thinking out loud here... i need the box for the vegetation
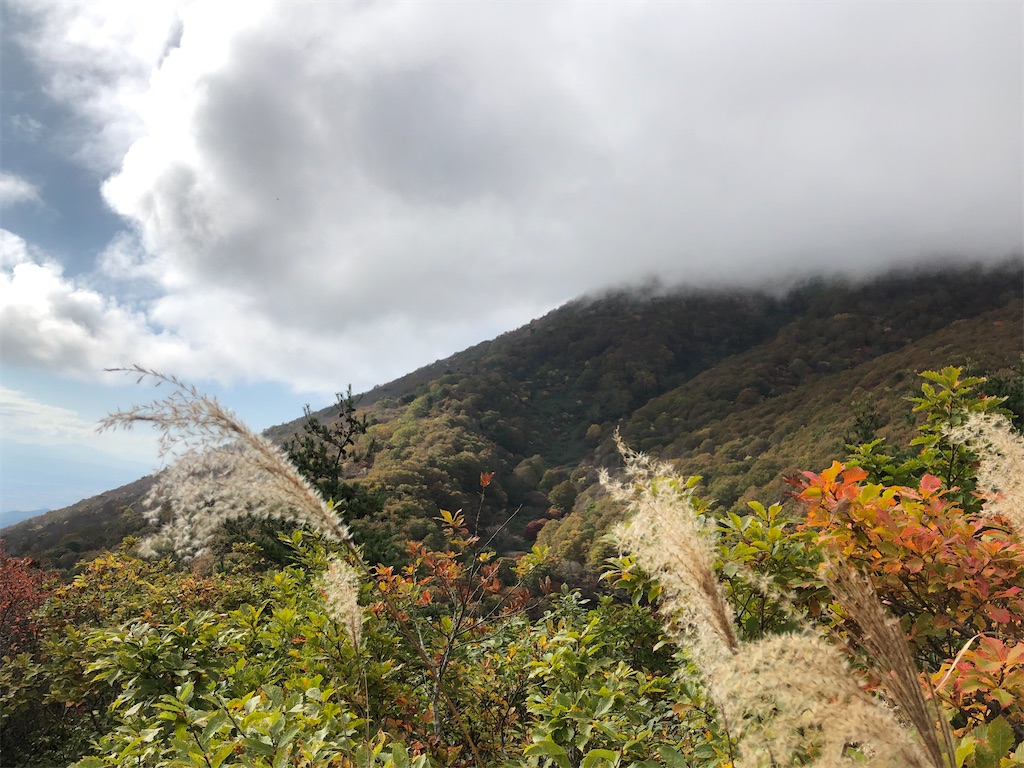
[4,264,1022,573]
[2,360,1023,767]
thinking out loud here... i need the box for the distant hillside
[3,476,155,571]
[538,301,1023,566]
[5,260,1021,571]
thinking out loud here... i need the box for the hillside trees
[3,362,1024,766]
[283,388,403,563]
[4,266,1021,573]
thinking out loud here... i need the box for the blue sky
[1,1,1021,518]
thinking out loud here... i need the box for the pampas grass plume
[605,433,943,767]
[99,366,350,559]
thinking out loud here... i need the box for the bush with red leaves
[0,541,56,657]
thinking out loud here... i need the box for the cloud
[0,229,192,378]
[0,386,97,444]
[10,2,1023,396]
[9,113,44,142]
[8,0,187,172]
[0,172,41,207]
[0,385,158,463]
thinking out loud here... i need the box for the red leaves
[0,542,57,657]
[985,606,1012,625]
[794,459,1024,739]
[524,519,549,542]
[919,473,943,496]
[937,636,1024,728]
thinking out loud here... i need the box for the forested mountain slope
[5,261,1021,572]
[539,300,1023,568]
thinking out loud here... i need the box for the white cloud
[0,386,96,444]
[8,2,1022,397]
[0,228,33,267]
[0,172,41,207]
[0,385,159,464]
[0,229,193,378]
[9,0,187,171]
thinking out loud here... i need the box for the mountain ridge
[5,260,1021,571]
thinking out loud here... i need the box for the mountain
[2,475,155,571]
[4,261,1022,572]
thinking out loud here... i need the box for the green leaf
[657,745,690,768]
[985,716,1014,759]
[202,710,228,742]
[525,738,572,768]
[593,695,615,717]
[176,680,194,704]
[210,743,236,768]
[955,736,976,768]
[581,748,618,768]
[278,725,301,750]
[245,737,276,757]
[273,745,291,768]
[389,742,409,768]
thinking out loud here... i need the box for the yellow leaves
[820,461,845,484]
[437,509,457,525]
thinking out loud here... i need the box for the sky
[1,1,1021,518]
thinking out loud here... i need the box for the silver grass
[320,556,363,647]
[605,436,940,768]
[99,369,488,766]
[946,412,1024,539]
[822,562,954,768]
[602,435,738,667]
[99,366,350,559]
[717,632,932,768]
[99,367,360,646]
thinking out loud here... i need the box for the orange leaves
[436,508,468,536]
[985,606,1013,625]
[793,453,1024,746]
[796,460,1024,671]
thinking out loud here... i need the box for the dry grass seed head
[947,412,1024,539]
[320,557,363,647]
[99,367,350,559]
[717,632,933,768]
[822,562,954,768]
[603,435,738,663]
[605,435,942,768]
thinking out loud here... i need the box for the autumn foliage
[3,365,1024,767]
[794,464,1024,736]
[0,542,54,657]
